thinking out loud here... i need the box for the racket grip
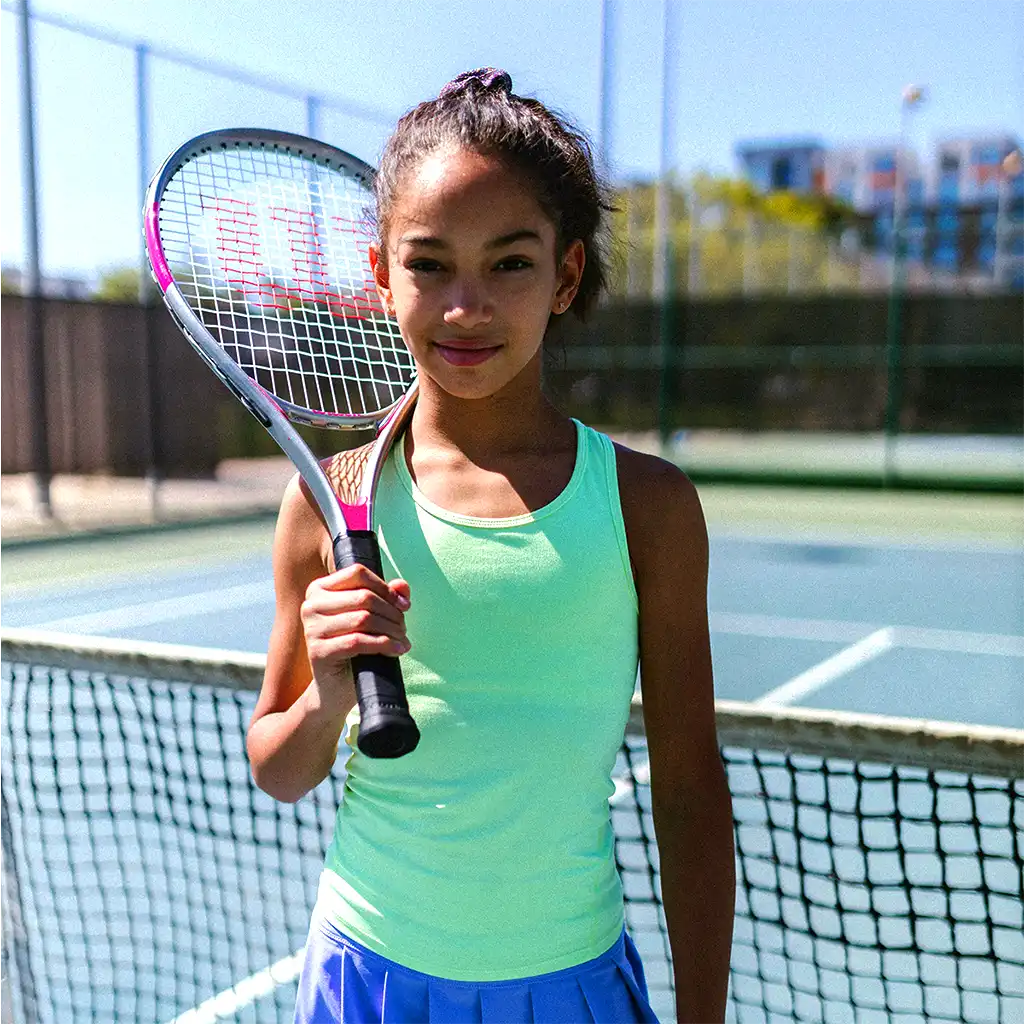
[333,532,420,759]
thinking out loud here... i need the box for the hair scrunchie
[438,68,513,99]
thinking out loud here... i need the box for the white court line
[163,949,304,1024]
[614,615,1019,793]
[894,625,1024,658]
[710,612,1024,658]
[712,612,878,644]
[754,628,897,708]
[35,582,274,633]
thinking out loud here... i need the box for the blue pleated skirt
[293,912,660,1024]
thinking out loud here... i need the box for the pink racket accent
[144,202,174,291]
[338,500,370,532]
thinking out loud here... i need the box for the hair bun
[439,68,513,99]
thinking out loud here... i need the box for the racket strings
[158,144,414,421]
[324,445,374,506]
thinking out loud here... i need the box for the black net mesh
[2,648,1022,1024]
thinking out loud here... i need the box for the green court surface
[673,431,1022,479]
[662,431,1024,490]
[2,480,1020,597]
[697,483,1024,545]
[0,517,278,594]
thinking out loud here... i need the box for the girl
[246,69,735,1024]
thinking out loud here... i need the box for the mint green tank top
[317,420,639,981]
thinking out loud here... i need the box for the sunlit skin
[370,147,585,501]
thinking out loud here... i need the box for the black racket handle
[333,531,420,759]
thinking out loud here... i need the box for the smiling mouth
[433,341,503,367]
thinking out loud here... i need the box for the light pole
[651,0,673,304]
[883,84,925,486]
[994,150,1023,288]
[597,0,612,175]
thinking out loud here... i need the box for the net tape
[159,145,414,420]
[2,629,1022,1024]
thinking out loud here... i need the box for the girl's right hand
[300,565,411,700]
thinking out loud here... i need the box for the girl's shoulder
[611,441,708,585]
[273,443,376,578]
[612,441,704,525]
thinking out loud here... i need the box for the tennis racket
[144,128,420,759]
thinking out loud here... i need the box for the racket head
[144,128,415,430]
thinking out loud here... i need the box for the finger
[303,590,406,628]
[316,609,409,644]
[307,581,407,618]
[388,579,411,610]
[309,631,411,663]
[320,563,393,600]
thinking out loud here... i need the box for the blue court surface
[2,502,1021,730]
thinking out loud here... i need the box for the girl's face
[370,147,583,401]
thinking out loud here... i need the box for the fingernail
[393,638,411,653]
[396,594,411,610]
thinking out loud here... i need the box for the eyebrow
[397,229,544,250]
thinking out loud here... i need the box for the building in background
[734,139,827,194]
[736,133,1024,291]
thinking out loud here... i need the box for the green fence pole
[658,246,675,451]
[883,237,905,487]
[884,86,924,486]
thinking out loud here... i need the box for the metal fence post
[884,87,924,485]
[653,0,676,451]
[597,0,612,175]
[136,42,163,519]
[306,94,320,139]
[18,0,52,517]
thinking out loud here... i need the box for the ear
[551,239,585,315]
[369,244,395,314]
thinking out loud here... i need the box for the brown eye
[495,256,532,271]
[408,258,444,273]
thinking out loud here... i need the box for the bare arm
[617,446,735,1024]
[246,472,410,803]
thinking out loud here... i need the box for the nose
[443,276,492,328]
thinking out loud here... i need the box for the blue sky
[3,0,1022,277]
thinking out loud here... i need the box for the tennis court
[3,484,1021,729]
[2,485,1022,1023]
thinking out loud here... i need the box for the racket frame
[145,128,421,758]
[143,127,418,540]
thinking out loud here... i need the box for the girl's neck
[408,371,572,464]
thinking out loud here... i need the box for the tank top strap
[573,421,638,613]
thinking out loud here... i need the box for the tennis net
[2,627,1022,1024]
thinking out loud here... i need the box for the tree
[608,174,859,297]
[94,266,144,302]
